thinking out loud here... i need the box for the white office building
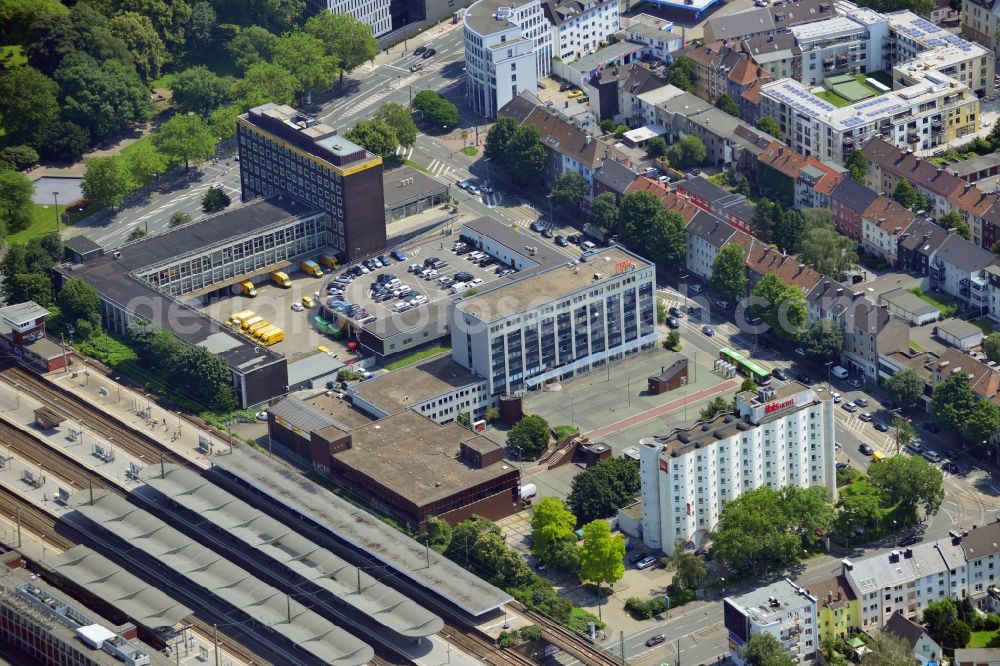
[465,0,554,118]
[450,246,657,397]
[541,0,620,63]
[791,8,887,86]
[324,0,392,37]
[640,384,836,556]
[725,579,819,665]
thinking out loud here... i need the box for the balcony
[907,134,920,144]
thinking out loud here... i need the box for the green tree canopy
[169,211,191,227]
[124,140,168,193]
[923,598,959,641]
[170,66,229,115]
[859,632,913,666]
[665,135,706,169]
[892,178,928,211]
[54,52,153,143]
[153,113,218,171]
[618,191,686,263]
[965,400,1000,447]
[673,548,708,591]
[109,11,167,82]
[374,103,417,147]
[231,61,296,111]
[666,56,696,92]
[0,146,40,171]
[550,172,589,209]
[646,136,667,159]
[201,187,231,213]
[567,457,640,524]
[834,478,884,538]
[119,0,191,52]
[587,192,619,234]
[530,497,577,565]
[228,25,280,72]
[424,515,452,552]
[886,368,924,407]
[578,519,625,592]
[714,93,740,117]
[507,414,550,460]
[751,274,806,339]
[799,320,844,364]
[207,105,240,140]
[484,116,517,163]
[932,372,978,436]
[82,156,136,209]
[345,118,398,159]
[845,149,867,183]
[58,277,101,335]
[412,89,460,128]
[740,632,796,666]
[443,515,501,566]
[892,415,918,454]
[709,244,747,301]
[0,66,60,148]
[273,31,339,100]
[699,395,733,421]
[304,11,376,80]
[798,208,857,280]
[187,1,217,50]
[939,210,971,240]
[984,333,1000,364]
[756,116,781,140]
[868,453,944,517]
[0,168,35,235]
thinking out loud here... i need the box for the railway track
[443,621,536,666]
[510,601,622,666]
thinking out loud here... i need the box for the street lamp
[570,394,576,428]
[626,374,631,407]
[53,192,60,232]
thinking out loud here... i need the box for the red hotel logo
[764,398,794,415]
[659,459,669,472]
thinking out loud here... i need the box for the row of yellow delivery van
[236,256,339,296]
[228,310,284,346]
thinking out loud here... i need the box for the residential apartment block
[725,579,819,665]
[860,195,916,266]
[324,0,392,36]
[640,384,836,556]
[464,0,553,118]
[962,0,1000,55]
[790,7,887,86]
[541,0,620,63]
[684,209,745,281]
[236,103,386,260]
[450,246,657,396]
[804,576,860,640]
[929,234,1000,316]
[831,177,880,240]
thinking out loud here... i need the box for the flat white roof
[624,126,664,142]
[790,15,866,41]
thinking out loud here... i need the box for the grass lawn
[815,90,853,108]
[909,340,928,353]
[460,146,478,156]
[908,287,958,318]
[384,344,451,370]
[970,318,997,336]
[969,629,1000,648]
[10,202,99,245]
[0,45,26,67]
[149,47,238,90]
[552,425,579,441]
[401,158,431,174]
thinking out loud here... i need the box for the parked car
[666,317,679,329]
[702,325,714,337]
[831,392,842,403]
[688,283,704,294]
[859,443,874,456]
[390,249,406,262]
[635,556,657,570]
[897,533,920,547]
[873,421,889,432]
[555,235,568,246]
[841,401,857,413]
[422,48,436,58]
[567,234,582,245]
[796,372,813,384]
[794,347,806,357]
[541,228,553,238]
[413,45,427,55]
[854,397,869,407]
[668,306,683,318]
[860,412,873,422]
[836,462,849,470]
[529,221,541,232]
[848,378,863,388]
[906,442,925,454]
[942,461,965,475]
[378,255,391,266]
[922,450,942,463]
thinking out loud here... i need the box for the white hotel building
[464,0,554,118]
[450,245,657,397]
[640,384,837,556]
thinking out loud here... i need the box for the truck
[229,309,255,327]
[259,327,285,346]
[270,271,291,288]
[241,315,264,332]
[318,254,339,270]
[239,281,258,297]
[300,260,323,277]
[246,320,271,336]
[253,324,279,340]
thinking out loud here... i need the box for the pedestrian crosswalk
[426,159,471,182]
[395,146,413,159]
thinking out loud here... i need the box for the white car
[255,411,268,421]
[470,277,483,286]
[830,392,842,403]
[290,303,305,312]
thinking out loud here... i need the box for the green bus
[720,347,771,386]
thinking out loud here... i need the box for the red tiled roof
[624,177,701,223]
[861,196,916,235]
[934,348,1000,399]
[741,78,768,105]
[758,141,808,178]
[862,138,965,199]
[742,237,823,291]
[949,183,998,217]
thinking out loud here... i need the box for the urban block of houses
[883,611,943,665]
[831,178,881,240]
[724,578,820,665]
[859,195,917,267]
[756,141,843,210]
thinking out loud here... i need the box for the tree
[751,274,806,339]
[940,210,971,240]
[54,53,153,142]
[965,400,1000,447]
[374,103,417,148]
[798,208,857,280]
[714,93,740,117]
[58,277,101,334]
[893,416,917,454]
[273,32,338,100]
[507,414,550,460]
[154,114,218,171]
[0,0,67,44]
[752,198,778,242]
[740,632,796,666]
[991,239,1000,255]
[567,457,641,524]
[932,372,978,435]
[699,395,732,421]
[646,136,667,159]
[665,135,706,169]
[187,1,217,51]
[68,2,132,66]
[424,515,452,552]
[231,62,296,111]
[208,105,241,140]
[228,25,279,73]
[117,0,191,51]
[345,119,398,159]
[984,333,1000,364]
[588,192,618,234]
[886,368,924,407]
[799,320,844,364]
[834,478,884,538]
[37,121,90,161]
[577,519,625,613]
[6,273,55,307]
[24,12,77,76]
[666,56,696,92]
[169,211,191,227]
[124,141,167,193]
[859,632,913,666]
[109,12,167,82]
[0,169,34,235]
[844,149,867,183]
[170,66,228,116]
[940,620,971,650]
[0,66,59,148]
[709,244,747,301]
[411,89,459,129]
[550,172,589,209]
[201,187,231,213]
[893,178,926,211]
[304,12,376,82]
[665,330,681,350]
[923,598,959,641]
[619,191,667,252]
[484,117,518,163]
[739,377,758,393]
[756,115,782,140]
[82,157,136,209]
[128,227,147,241]
[531,497,577,564]
[673,548,707,591]
[773,208,803,253]
[735,177,751,197]
[868,454,944,518]
[444,515,501,566]
[0,146,40,171]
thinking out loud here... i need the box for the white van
[449,282,468,294]
[832,365,849,379]
[581,241,597,251]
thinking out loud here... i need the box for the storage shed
[647,357,689,394]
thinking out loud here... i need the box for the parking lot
[326,235,511,324]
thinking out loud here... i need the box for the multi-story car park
[640,384,837,556]
[450,245,657,397]
[464,0,554,118]
[237,103,386,261]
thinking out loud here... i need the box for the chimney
[842,559,854,572]
[827,590,833,604]
[837,590,842,601]
[937,167,943,174]
[904,548,913,558]
[836,288,843,296]
[853,291,864,300]
[889,550,900,563]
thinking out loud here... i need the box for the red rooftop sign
[764,398,794,415]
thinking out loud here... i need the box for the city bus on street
[720,348,771,386]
